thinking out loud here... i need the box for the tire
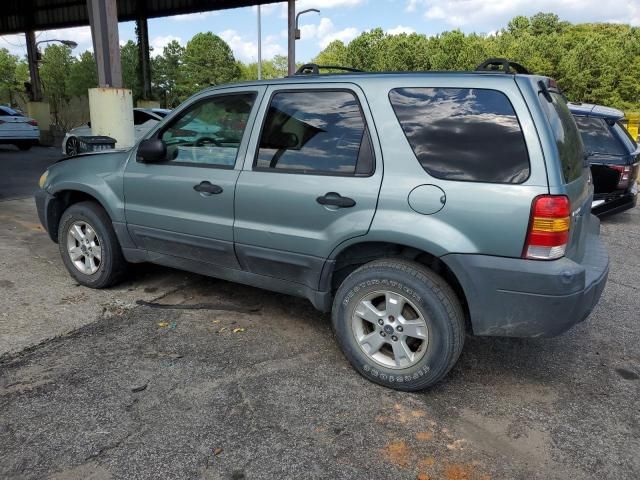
[57,201,127,288]
[65,137,79,156]
[16,142,32,151]
[332,259,465,391]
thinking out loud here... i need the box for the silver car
[62,107,171,156]
[0,105,40,150]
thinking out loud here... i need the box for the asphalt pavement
[0,144,62,201]
[0,146,639,480]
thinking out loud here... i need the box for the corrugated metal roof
[1,0,282,35]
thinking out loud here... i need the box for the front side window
[573,116,627,156]
[255,90,372,175]
[160,93,256,168]
[389,87,530,183]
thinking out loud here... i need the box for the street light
[295,8,320,40]
[35,39,78,50]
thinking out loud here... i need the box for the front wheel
[65,136,80,156]
[332,259,465,391]
[58,201,127,288]
[16,142,32,151]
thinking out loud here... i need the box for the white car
[62,108,171,156]
[0,106,40,150]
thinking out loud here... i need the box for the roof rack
[294,63,364,76]
[475,58,530,74]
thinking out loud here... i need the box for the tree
[180,32,240,96]
[68,51,97,97]
[0,48,18,104]
[39,44,73,126]
[120,40,141,100]
[313,40,347,67]
[153,40,185,107]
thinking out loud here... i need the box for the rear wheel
[58,201,127,288]
[332,259,465,391]
[15,142,32,151]
[65,136,79,156]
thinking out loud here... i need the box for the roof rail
[294,63,364,76]
[475,58,530,74]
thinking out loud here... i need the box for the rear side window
[389,88,530,183]
[255,90,373,175]
[539,92,584,183]
[573,116,627,156]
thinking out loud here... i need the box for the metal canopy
[1,0,282,35]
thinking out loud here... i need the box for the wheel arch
[326,241,472,332]
[45,188,114,243]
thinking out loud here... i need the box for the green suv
[36,61,609,391]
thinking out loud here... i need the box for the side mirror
[87,121,91,128]
[136,138,167,163]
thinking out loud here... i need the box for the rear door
[233,84,383,288]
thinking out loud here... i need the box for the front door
[124,88,263,268]
[234,85,383,288]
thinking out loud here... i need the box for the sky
[1,0,639,64]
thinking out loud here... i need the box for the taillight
[609,165,631,189]
[523,195,570,260]
[28,119,38,126]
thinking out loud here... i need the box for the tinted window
[539,93,584,183]
[256,90,371,175]
[389,88,530,183]
[615,121,637,150]
[134,110,154,125]
[160,93,255,168]
[573,116,627,156]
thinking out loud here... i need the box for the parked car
[0,105,39,150]
[62,107,171,156]
[35,61,609,391]
[568,102,639,216]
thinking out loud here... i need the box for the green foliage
[179,32,240,96]
[39,44,73,123]
[312,13,640,111]
[120,40,141,99]
[0,48,23,105]
[68,51,98,97]
[153,40,185,107]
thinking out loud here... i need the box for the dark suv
[35,62,609,391]
[569,102,639,216]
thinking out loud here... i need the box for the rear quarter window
[539,93,584,183]
[389,87,530,184]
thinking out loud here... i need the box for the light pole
[288,5,321,76]
[257,5,262,80]
[295,9,320,40]
[35,39,79,50]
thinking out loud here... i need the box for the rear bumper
[592,191,637,217]
[442,215,609,337]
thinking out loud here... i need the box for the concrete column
[287,0,296,76]
[136,17,152,100]
[88,88,135,149]
[87,0,123,88]
[25,31,43,102]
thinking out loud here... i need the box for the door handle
[316,192,356,208]
[194,181,223,195]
